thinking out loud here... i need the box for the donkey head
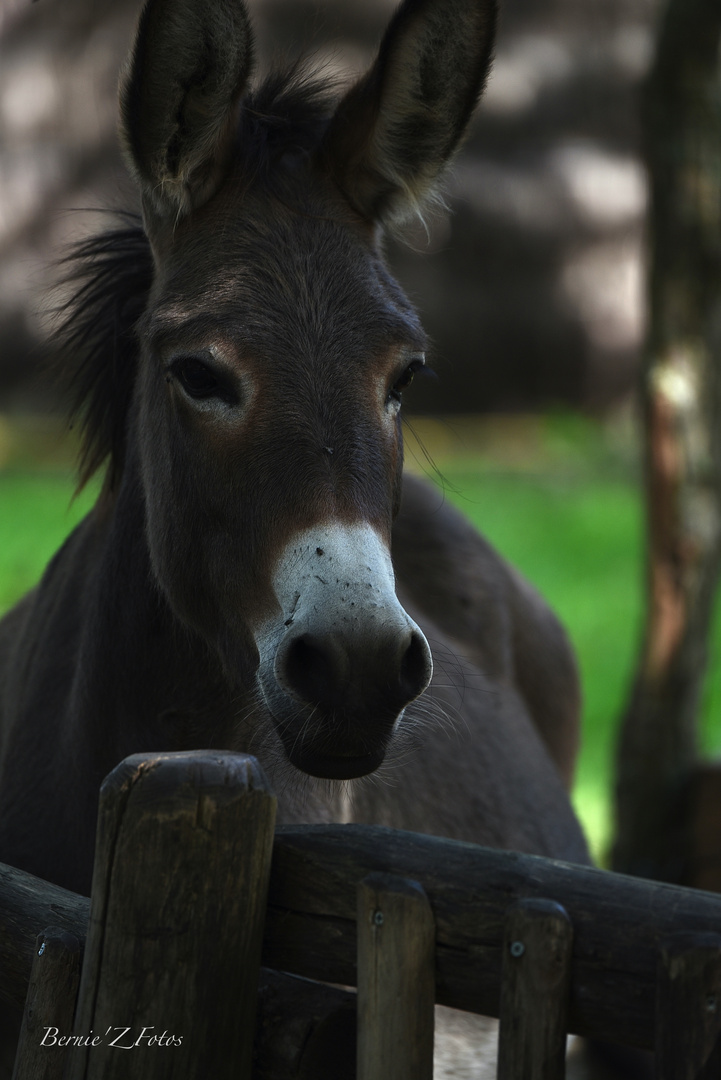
[118,0,496,780]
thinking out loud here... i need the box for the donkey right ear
[120,0,254,221]
[322,0,496,227]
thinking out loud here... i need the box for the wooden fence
[2,750,721,1078]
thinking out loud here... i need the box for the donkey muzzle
[256,523,433,779]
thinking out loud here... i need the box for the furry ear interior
[120,0,254,220]
[321,0,496,226]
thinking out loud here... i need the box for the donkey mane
[57,218,153,491]
[58,65,342,491]
[239,63,340,171]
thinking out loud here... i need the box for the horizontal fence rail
[264,824,721,1052]
[5,820,721,1055]
[0,864,89,1012]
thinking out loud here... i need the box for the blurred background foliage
[2,0,708,864]
[0,0,653,411]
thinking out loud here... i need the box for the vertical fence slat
[357,872,435,1080]
[655,934,721,1079]
[64,750,276,1080]
[11,928,82,1080]
[497,897,573,1080]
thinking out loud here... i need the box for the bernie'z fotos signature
[40,1027,183,1049]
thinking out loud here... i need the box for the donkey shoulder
[392,473,580,788]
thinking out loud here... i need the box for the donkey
[0,1,595,1072]
[0,0,588,901]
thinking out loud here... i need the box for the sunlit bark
[613,0,721,882]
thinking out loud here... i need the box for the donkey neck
[69,458,253,765]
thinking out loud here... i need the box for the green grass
[0,473,98,613]
[435,468,644,862]
[700,603,721,759]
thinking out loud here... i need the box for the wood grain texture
[357,874,434,1080]
[11,928,82,1080]
[253,970,355,1080]
[6,818,721,1060]
[497,899,573,1080]
[263,823,721,1050]
[65,751,277,1080]
[656,934,721,1079]
[0,867,89,1012]
[0,858,357,1080]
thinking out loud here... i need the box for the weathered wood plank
[497,899,573,1080]
[6,820,721,1055]
[263,823,721,1050]
[11,928,82,1080]
[0,866,89,1012]
[253,971,355,1080]
[357,874,434,1080]
[65,751,277,1080]
[0,860,356,1080]
[656,934,721,1079]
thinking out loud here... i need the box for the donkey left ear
[321,0,496,226]
[120,0,254,221]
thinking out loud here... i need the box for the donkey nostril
[277,625,432,713]
[281,633,346,706]
[400,630,433,700]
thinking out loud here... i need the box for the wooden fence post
[656,934,721,1079]
[497,898,573,1080]
[64,750,276,1080]
[357,872,435,1080]
[11,927,82,1080]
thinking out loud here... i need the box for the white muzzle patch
[256,521,432,714]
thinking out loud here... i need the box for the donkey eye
[171,357,223,400]
[388,360,424,405]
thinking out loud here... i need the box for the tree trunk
[613,0,721,882]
